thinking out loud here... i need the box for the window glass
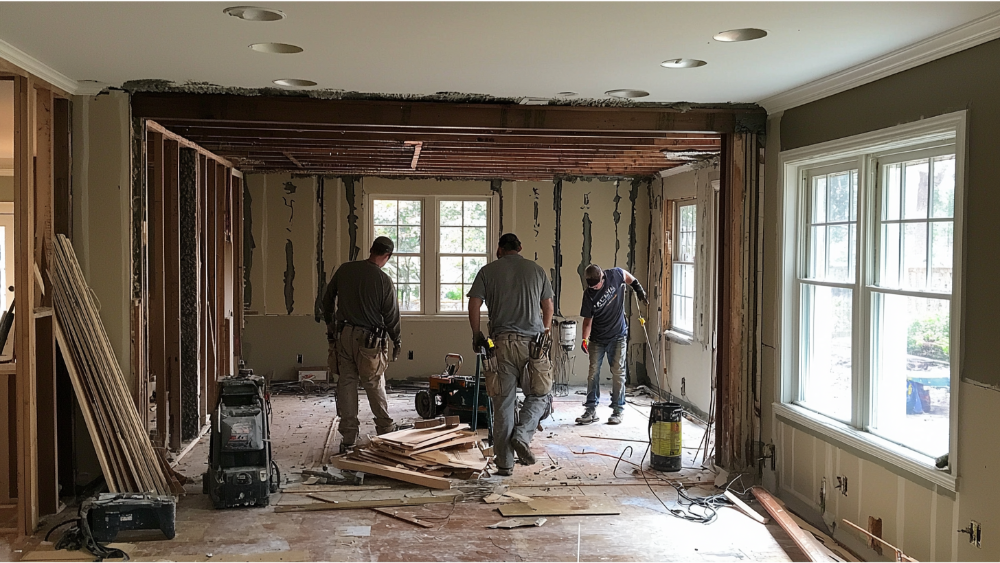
[799,284,853,422]
[439,200,489,312]
[671,203,696,333]
[373,199,422,312]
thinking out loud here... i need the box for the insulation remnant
[179,148,201,439]
[490,179,504,235]
[243,181,255,308]
[551,180,563,317]
[345,177,361,261]
[315,176,327,323]
[284,240,295,314]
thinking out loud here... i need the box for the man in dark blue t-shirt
[576,263,647,425]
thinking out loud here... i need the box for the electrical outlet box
[296,353,303,364]
[971,521,982,548]
[681,377,686,396]
[408,350,413,360]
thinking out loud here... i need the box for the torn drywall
[178,148,200,439]
[344,176,361,261]
[314,176,327,323]
[283,239,295,315]
[551,180,563,317]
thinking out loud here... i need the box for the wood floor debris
[328,419,493,489]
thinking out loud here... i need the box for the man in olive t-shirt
[468,233,554,476]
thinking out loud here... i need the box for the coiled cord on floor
[46,502,130,562]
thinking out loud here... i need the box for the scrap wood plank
[497,497,621,517]
[408,433,482,455]
[329,456,452,489]
[280,485,390,494]
[274,494,460,513]
[751,487,827,562]
[488,517,547,529]
[841,519,917,562]
[372,507,435,528]
[414,417,445,429]
[724,490,769,524]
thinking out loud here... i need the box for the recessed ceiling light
[273,78,317,87]
[556,91,578,97]
[605,89,649,99]
[714,28,768,42]
[250,42,303,54]
[224,6,285,21]
[660,59,707,69]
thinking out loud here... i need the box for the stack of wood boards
[50,235,172,495]
[329,421,493,490]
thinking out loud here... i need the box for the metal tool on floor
[415,353,493,440]
[204,366,280,508]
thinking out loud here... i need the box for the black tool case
[84,493,176,542]
[203,371,278,508]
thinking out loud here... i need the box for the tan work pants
[485,333,553,470]
[335,325,394,445]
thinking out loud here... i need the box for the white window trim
[776,110,966,492]
[365,193,498,316]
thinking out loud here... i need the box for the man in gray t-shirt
[468,233,554,476]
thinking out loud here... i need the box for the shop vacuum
[204,365,280,508]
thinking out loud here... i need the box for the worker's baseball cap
[371,236,394,255]
[585,264,603,287]
[498,233,521,251]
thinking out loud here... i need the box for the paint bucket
[558,320,577,351]
[648,402,682,472]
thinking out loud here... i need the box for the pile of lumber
[329,418,493,490]
[50,235,174,495]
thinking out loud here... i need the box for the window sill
[664,330,694,345]
[400,314,484,322]
[773,402,957,492]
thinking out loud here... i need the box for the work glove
[631,279,648,305]
[581,338,589,355]
[473,331,489,352]
[392,340,401,362]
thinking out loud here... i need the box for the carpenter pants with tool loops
[336,325,394,445]
[486,332,553,470]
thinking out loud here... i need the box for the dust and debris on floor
[18,385,813,562]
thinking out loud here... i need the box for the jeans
[584,336,627,412]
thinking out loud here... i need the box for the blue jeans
[584,336,627,412]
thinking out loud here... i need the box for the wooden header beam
[131,93,764,134]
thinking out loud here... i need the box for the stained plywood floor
[17,386,806,562]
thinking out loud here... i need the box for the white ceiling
[0,2,998,105]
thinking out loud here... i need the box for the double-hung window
[671,202,697,334]
[369,196,493,315]
[781,113,964,481]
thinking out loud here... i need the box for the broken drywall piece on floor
[337,526,372,537]
[487,517,547,529]
[714,469,729,487]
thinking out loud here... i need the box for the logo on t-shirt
[593,285,619,311]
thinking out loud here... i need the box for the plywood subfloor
[17,386,806,561]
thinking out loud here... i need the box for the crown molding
[759,10,1000,114]
[0,37,83,95]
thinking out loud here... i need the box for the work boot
[575,408,599,425]
[607,410,623,425]
[338,443,355,455]
[495,467,513,477]
[511,438,536,465]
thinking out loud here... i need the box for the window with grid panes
[439,200,489,312]
[372,199,422,312]
[791,141,957,460]
[671,203,696,334]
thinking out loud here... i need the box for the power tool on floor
[204,366,280,508]
[415,353,493,432]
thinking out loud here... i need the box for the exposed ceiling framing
[133,93,761,180]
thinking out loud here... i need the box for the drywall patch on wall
[314,176,327,323]
[283,239,295,314]
[243,181,255,308]
[490,179,504,235]
[551,179,563,316]
[344,176,361,261]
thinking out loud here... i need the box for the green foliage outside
[908,314,950,361]
[445,288,463,301]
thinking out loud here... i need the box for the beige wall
[763,38,1000,561]
[242,174,652,385]
[658,167,719,416]
[0,176,12,201]
[70,91,132,386]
